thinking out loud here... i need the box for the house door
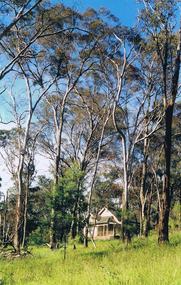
[98,226,103,236]
[108,224,113,235]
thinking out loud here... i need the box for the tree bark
[22,172,29,248]
[179,189,181,229]
[84,112,110,248]
[158,105,173,243]
[14,194,22,253]
[158,21,181,243]
[140,121,148,236]
[144,181,153,237]
[2,194,7,244]
[70,202,77,239]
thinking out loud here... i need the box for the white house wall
[98,207,121,224]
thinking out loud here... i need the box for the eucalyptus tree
[0,1,88,252]
[169,101,181,221]
[63,87,106,239]
[0,0,43,188]
[37,74,114,244]
[0,0,42,93]
[72,80,115,247]
[21,124,44,248]
[133,38,165,236]
[98,28,140,240]
[86,24,142,241]
[0,70,58,253]
[138,0,181,243]
[97,21,166,241]
[0,0,42,41]
[36,7,122,244]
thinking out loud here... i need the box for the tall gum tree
[0,0,43,186]
[138,0,181,243]
[1,69,59,253]
[102,22,164,241]
[0,0,43,82]
[36,7,122,244]
[0,1,79,252]
[107,29,141,241]
[135,42,164,236]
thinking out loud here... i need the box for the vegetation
[0,230,181,284]
[0,0,181,269]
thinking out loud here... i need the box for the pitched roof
[89,206,121,225]
[96,216,116,224]
[89,215,117,225]
[98,206,121,224]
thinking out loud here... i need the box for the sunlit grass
[1,230,181,284]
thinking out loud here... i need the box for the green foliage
[72,232,84,244]
[26,186,50,238]
[28,227,48,245]
[48,162,86,241]
[169,203,181,229]
[51,163,85,212]
[92,165,122,209]
[117,209,140,237]
[0,0,180,254]
[0,130,10,147]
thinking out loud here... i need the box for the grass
[1,230,181,284]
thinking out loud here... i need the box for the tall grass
[0,230,181,284]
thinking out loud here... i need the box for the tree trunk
[84,219,88,248]
[48,88,68,244]
[119,135,130,243]
[14,167,23,253]
[120,192,127,243]
[70,202,77,239]
[0,213,2,243]
[144,181,153,237]
[76,206,80,235]
[14,194,22,253]
[140,122,148,236]
[2,194,6,244]
[179,189,181,229]
[158,106,172,243]
[50,207,55,245]
[113,92,130,242]
[158,44,180,243]
[84,113,110,247]
[22,175,29,248]
[50,129,62,245]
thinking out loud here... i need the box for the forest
[0,0,181,256]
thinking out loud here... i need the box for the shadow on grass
[79,249,110,258]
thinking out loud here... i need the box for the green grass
[1,230,181,284]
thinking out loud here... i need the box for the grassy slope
[1,230,181,285]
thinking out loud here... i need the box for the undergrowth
[0,230,181,284]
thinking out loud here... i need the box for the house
[87,206,121,240]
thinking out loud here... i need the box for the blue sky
[53,0,138,27]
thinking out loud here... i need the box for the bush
[28,227,48,245]
[73,232,84,244]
